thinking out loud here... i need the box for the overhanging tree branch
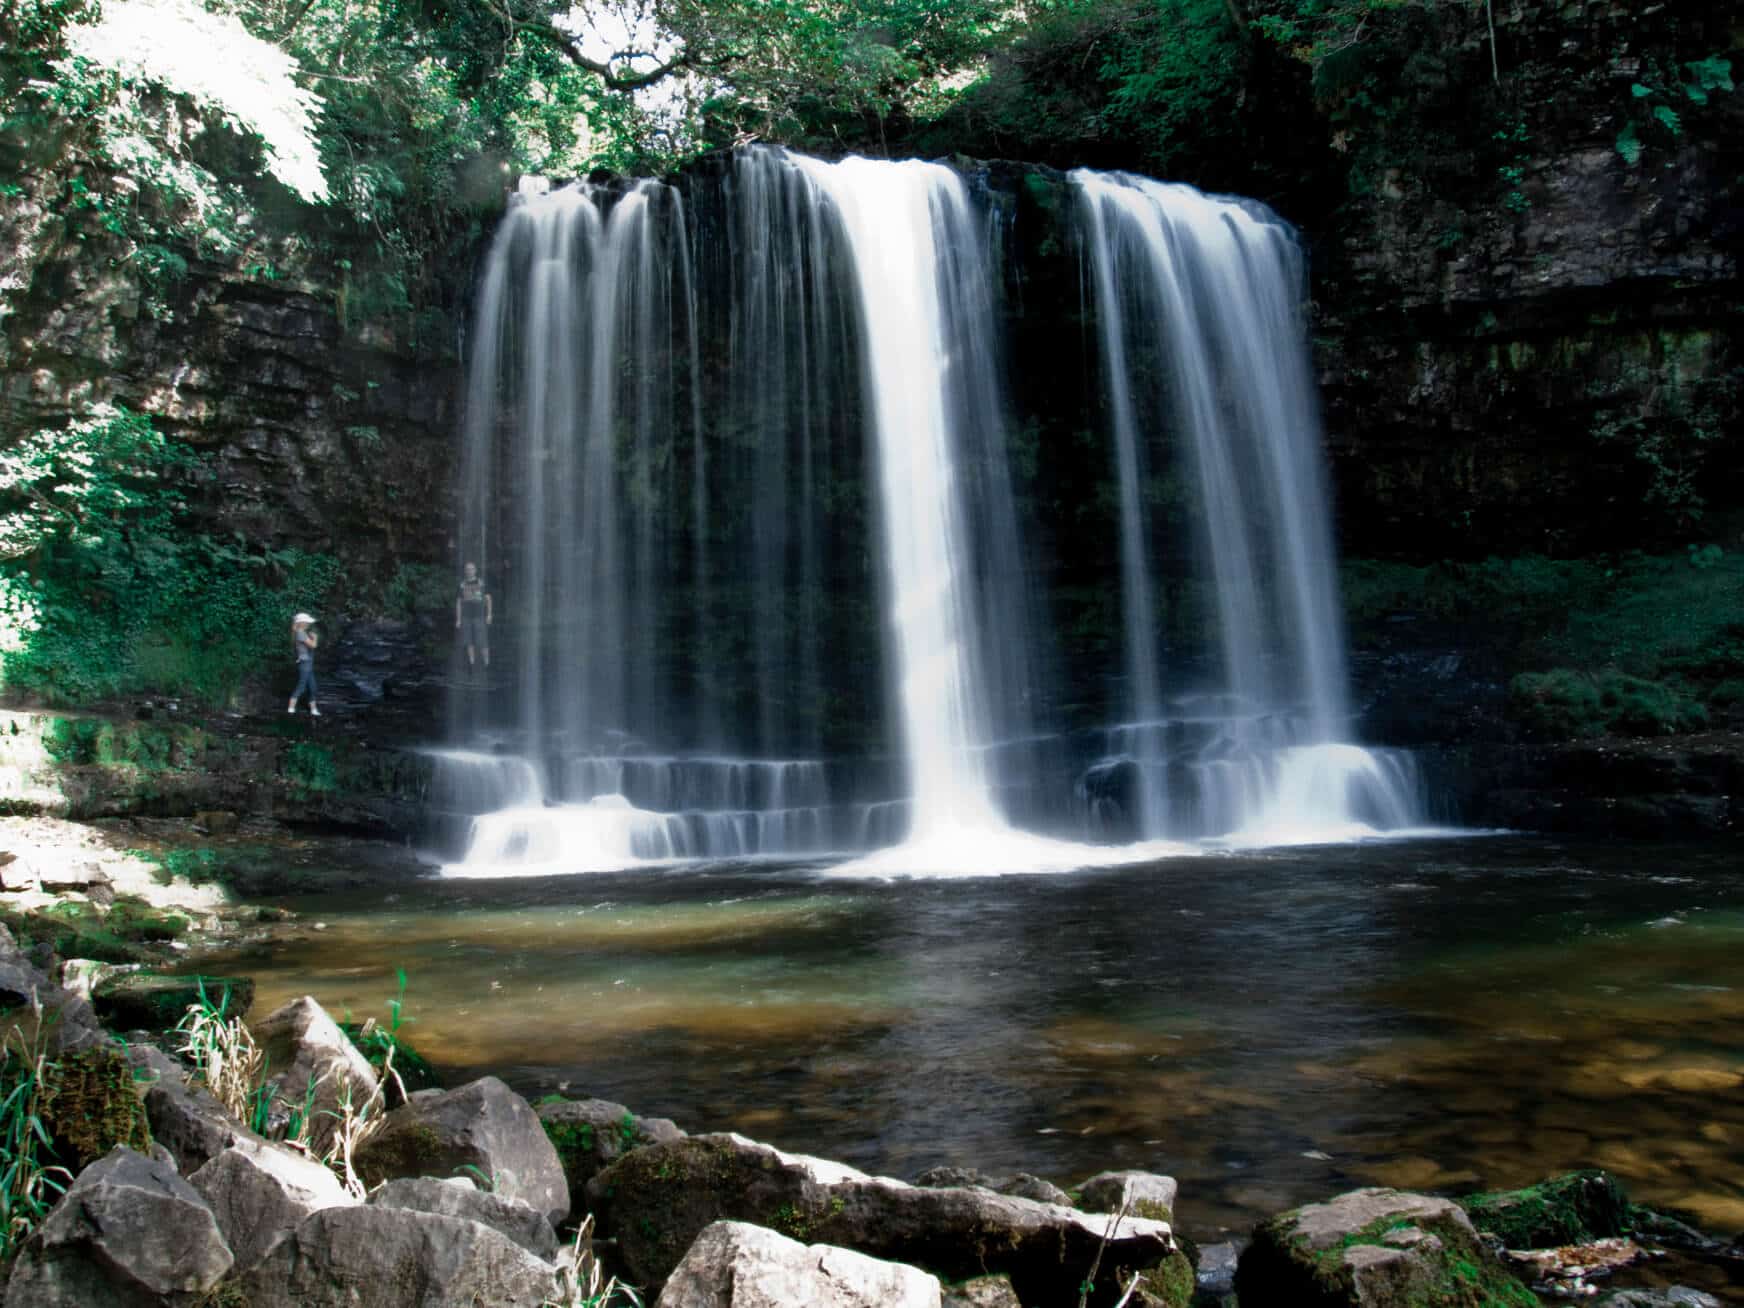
[476,0,717,90]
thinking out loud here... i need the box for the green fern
[1682,55,1733,104]
[1652,103,1681,135]
[1615,121,1642,165]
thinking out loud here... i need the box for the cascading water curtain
[1073,170,1422,841]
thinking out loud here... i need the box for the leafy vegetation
[340,968,439,1102]
[0,405,338,707]
[0,1015,73,1261]
[1347,545,1744,738]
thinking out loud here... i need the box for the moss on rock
[42,1046,152,1168]
[1458,1171,1632,1250]
[1236,1188,1541,1308]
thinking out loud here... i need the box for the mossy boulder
[1458,1171,1632,1250]
[92,972,253,1032]
[587,1132,1178,1306]
[536,1095,684,1215]
[0,902,149,965]
[1234,1187,1541,1308]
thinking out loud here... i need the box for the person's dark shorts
[461,617,489,650]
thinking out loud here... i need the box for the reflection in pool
[192,834,1744,1243]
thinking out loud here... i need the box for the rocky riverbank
[3,819,1744,1308]
[2,871,1741,1307]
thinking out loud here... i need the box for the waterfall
[1073,170,1423,842]
[438,150,1430,878]
[780,153,1020,846]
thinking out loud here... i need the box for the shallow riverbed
[192,834,1744,1245]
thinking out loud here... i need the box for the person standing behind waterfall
[287,613,320,716]
[456,561,493,674]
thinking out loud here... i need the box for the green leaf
[1630,82,1654,98]
[1652,103,1681,135]
[1615,121,1642,165]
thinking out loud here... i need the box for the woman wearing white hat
[288,613,321,716]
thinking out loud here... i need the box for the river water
[197,834,1744,1243]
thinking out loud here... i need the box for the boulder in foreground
[538,1094,685,1213]
[1234,1186,1540,1307]
[1458,1170,1631,1249]
[588,1132,1175,1305]
[371,1175,560,1260]
[4,1146,232,1307]
[237,1202,560,1307]
[188,1140,358,1271]
[657,1219,941,1308]
[355,1075,568,1225]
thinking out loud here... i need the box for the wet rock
[1459,1169,1632,1249]
[189,1140,357,1271]
[92,971,254,1032]
[1078,1170,1178,1223]
[1235,1187,1536,1307]
[1505,1236,1647,1296]
[355,1076,568,1226]
[657,1220,941,1308]
[913,1166,1071,1206]
[252,995,379,1150]
[588,1132,1174,1304]
[941,1276,1023,1308]
[538,1095,686,1212]
[1192,1240,1239,1298]
[145,1077,268,1174]
[371,1176,559,1260]
[237,1202,560,1307]
[4,1146,232,1306]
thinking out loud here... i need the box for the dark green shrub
[1511,669,1706,739]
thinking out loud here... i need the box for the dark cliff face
[1306,0,1742,558]
[0,158,477,593]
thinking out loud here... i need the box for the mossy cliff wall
[0,124,476,592]
[1304,0,1741,556]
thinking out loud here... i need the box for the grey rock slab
[1078,1169,1178,1223]
[371,1175,559,1260]
[237,1203,560,1307]
[251,994,379,1151]
[189,1140,357,1271]
[145,1077,267,1174]
[657,1220,941,1308]
[914,1166,1071,1206]
[588,1132,1173,1304]
[4,1146,231,1307]
[356,1075,568,1225]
